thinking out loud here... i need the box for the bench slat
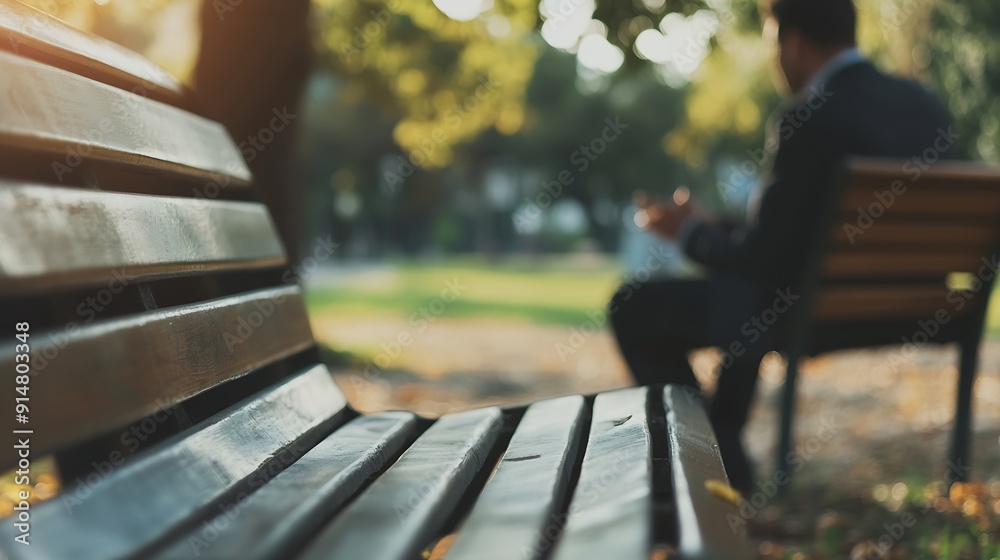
[663,386,748,560]
[813,285,970,321]
[841,184,1000,218]
[0,183,285,294]
[0,365,349,560]
[298,408,504,560]
[447,396,588,560]
[151,411,420,560]
[551,387,652,560]
[830,221,996,250]
[0,286,315,466]
[0,50,251,188]
[822,252,984,280]
[848,159,1000,183]
[0,0,187,107]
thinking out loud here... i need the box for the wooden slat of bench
[551,387,652,560]
[840,184,1000,218]
[298,408,504,560]
[822,252,984,280]
[0,50,251,187]
[848,159,1000,184]
[447,395,588,560]
[0,285,315,466]
[0,0,188,107]
[0,183,284,294]
[663,386,748,560]
[151,411,421,560]
[813,285,966,321]
[0,365,349,560]
[829,221,996,251]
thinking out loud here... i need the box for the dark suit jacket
[680,60,954,290]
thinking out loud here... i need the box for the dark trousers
[609,276,776,494]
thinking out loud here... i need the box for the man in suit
[609,0,953,493]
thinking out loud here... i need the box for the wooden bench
[777,159,1000,482]
[0,3,747,559]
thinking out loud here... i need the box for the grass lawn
[305,256,624,327]
[305,256,1000,333]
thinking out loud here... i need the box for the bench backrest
[807,159,1000,328]
[0,0,345,475]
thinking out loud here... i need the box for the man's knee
[607,283,641,335]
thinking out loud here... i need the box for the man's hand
[633,189,694,239]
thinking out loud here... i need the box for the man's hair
[770,0,856,47]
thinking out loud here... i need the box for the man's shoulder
[776,61,951,152]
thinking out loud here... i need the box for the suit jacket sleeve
[679,113,841,285]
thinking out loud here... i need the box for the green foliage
[304,257,621,326]
[313,0,541,168]
[924,0,1000,162]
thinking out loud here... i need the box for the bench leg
[949,333,981,484]
[776,352,800,491]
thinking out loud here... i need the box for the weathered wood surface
[447,396,588,560]
[812,285,969,321]
[847,158,1000,184]
[550,387,652,560]
[663,386,749,560]
[840,186,1000,218]
[0,286,315,466]
[0,365,349,560]
[830,221,996,251]
[298,408,504,560]
[151,411,420,560]
[822,252,983,280]
[0,50,251,187]
[0,183,284,294]
[0,0,187,106]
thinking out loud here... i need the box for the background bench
[778,160,1000,481]
[0,2,746,559]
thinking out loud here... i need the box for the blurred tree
[17,0,1000,255]
[194,0,312,260]
[313,0,540,168]
[924,0,1000,162]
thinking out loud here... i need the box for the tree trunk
[193,0,312,262]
